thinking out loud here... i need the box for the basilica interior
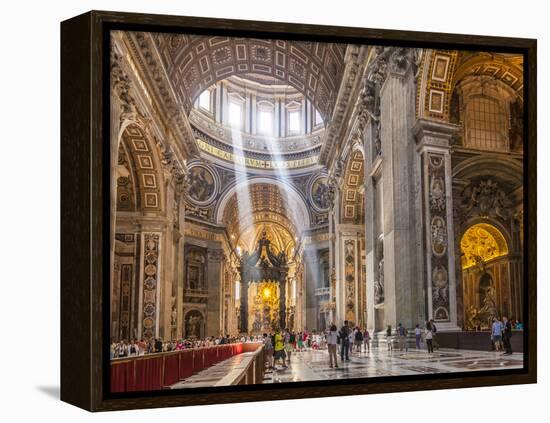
[109,31,524,346]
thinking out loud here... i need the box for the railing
[215,343,265,386]
[315,287,330,296]
[110,342,264,393]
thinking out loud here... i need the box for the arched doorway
[461,223,510,329]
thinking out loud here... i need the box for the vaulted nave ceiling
[220,183,305,248]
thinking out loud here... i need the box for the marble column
[279,271,288,330]
[413,118,461,331]
[137,231,162,340]
[207,248,225,337]
[239,269,248,333]
[377,48,422,330]
[303,249,319,331]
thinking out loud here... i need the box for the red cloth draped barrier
[178,349,194,379]
[110,343,259,393]
[163,353,180,387]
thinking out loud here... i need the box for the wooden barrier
[110,343,253,393]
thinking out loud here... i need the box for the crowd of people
[110,334,241,359]
[259,324,373,370]
[112,317,516,361]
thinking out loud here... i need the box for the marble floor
[264,347,524,383]
[169,346,524,388]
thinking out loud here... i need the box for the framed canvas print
[60,10,536,411]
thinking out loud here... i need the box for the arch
[340,149,365,223]
[215,176,311,229]
[453,155,523,187]
[415,49,523,122]
[461,222,514,329]
[460,222,509,269]
[117,123,165,213]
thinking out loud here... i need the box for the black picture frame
[60,10,537,411]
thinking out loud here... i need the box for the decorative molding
[141,233,161,339]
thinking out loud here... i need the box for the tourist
[515,320,523,330]
[289,331,296,352]
[327,324,339,368]
[397,323,408,352]
[297,332,304,352]
[414,324,422,349]
[386,325,393,352]
[425,321,434,354]
[350,327,356,352]
[284,329,293,364]
[430,319,439,350]
[502,316,513,355]
[363,328,371,353]
[129,340,138,356]
[263,333,274,369]
[311,332,319,350]
[491,317,503,351]
[354,327,364,352]
[303,330,309,349]
[273,328,287,369]
[339,320,350,361]
[110,342,116,359]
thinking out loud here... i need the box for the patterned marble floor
[264,347,524,383]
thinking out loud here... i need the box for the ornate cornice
[124,32,199,160]
[319,45,370,167]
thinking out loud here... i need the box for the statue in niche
[479,284,498,325]
[170,296,177,327]
[186,315,201,338]
[374,258,385,304]
[373,120,381,157]
[466,305,480,330]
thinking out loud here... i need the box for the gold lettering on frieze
[196,139,318,169]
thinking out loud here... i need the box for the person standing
[339,321,350,361]
[425,321,434,354]
[273,328,287,369]
[502,316,513,355]
[354,327,364,352]
[492,317,503,351]
[284,329,293,365]
[263,333,274,369]
[414,324,422,350]
[327,324,339,368]
[363,328,371,353]
[386,325,393,352]
[397,323,408,352]
[429,319,439,350]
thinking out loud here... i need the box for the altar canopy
[238,232,288,333]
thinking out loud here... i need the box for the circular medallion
[144,264,157,276]
[143,317,155,329]
[310,175,330,211]
[187,164,218,205]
